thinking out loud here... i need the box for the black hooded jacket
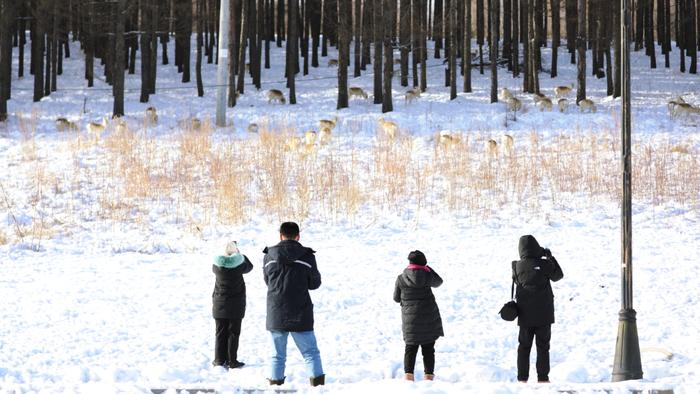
[212,256,254,320]
[393,267,444,345]
[512,235,564,327]
[263,239,322,332]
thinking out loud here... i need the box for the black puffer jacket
[393,267,444,345]
[212,256,254,319]
[263,240,321,332]
[512,235,564,327]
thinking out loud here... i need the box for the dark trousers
[517,325,551,381]
[214,318,242,366]
[404,342,435,374]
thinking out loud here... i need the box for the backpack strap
[511,261,517,300]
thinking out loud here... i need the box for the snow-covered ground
[1,36,699,394]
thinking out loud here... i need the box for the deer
[304,130,317,146]
[319,127,332,145]
[267,89,287,104]
[502,134,514,156]
[507,97,523,113]
[673,103,700,118]
[537,97,553,111]
[349,86,369,100]
[499,88,514,102]
[113,117,128,134]
[486,139,499,158]
[438,130,460,148]
[319,116,338,131]
[86,117,108,142]
[558,98,569,113]
[378,117,398,140]
[247,123,259,133]
[405,87,421,104]
[55,117,79,132]
[554,83,575,98]
[577,98,597,113]
[327,58,339,67]
[667,97,687,118]
[145,106,158,126]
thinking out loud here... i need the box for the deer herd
[51,81,696,159]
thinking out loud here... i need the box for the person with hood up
[393,250,444,381]
[212,241,253,369]
[263,222,324,387]
[512,235,564,383]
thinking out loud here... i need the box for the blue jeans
[269,330,324,380]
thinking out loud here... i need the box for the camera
[543,248,552,258]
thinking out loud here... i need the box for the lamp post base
[612,308,643,382]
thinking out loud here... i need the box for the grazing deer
[304,130,317,146]
[499,88,514,102]
[247,123,259,133]
[673,103,700,118]
[537,97,553,111]
[267,89,286,104]
[532,92,548,103]
[86,117,108,141]
[486,139,499,158]
[507,97,523,112]
[349,86,369,100]
[319,116,338,131]
[438,130,460,147]
[558,98,569,113]
[378,117,398,140]
[327,58,339,67]
[55,117,79,132]
[405,87,421,104]
[502,134,514,156]
[145,106,158,125]
[577,98,597,113]
[667,97,687,118]
[285,136,302,152]
[554,83,575,98]
[319,127,332,145]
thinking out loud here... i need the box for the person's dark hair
[279,222,300,239]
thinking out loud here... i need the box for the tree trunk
[465,0,472,92]
[566,0,576,63]
[237,0,248,96]
[689,0,698,74]
[551,0,560,77]
[646,0,657,68]
[490,0,497,102]
[0,0,12,120]
[113,0,126,117]
[411,0,418,87]
[277,0,285,47]
[434,0,443,58]
[477,0,484,74]
[448,0,457,99]
[382,0,393,112]
[288,0,298,103]
[512,0,519,76]
[33,5,44,102]
[419,0,427,91]
[576,0,586,102]
[399,0,409,86]
[196,0,205,96]
[354,0,362,77]
[140,0,152,102]
[614,0,621,96]
[373,0,383,104]
[338,0,349,109]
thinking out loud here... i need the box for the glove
[543,248,552,258]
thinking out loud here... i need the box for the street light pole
[215,0,230,127]
[612,0,643,382]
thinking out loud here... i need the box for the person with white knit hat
[211,240,253,369]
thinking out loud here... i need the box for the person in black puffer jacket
[212,241,253,369]
[512,235,564,383]
[393,250,444,382]
[263,222,324,387]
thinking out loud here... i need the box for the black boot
[310,374,325,386]
[268,377,285,385]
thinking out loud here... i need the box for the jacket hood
[264,239,314,265]
[518,235,544,259]
[402,268,431,288]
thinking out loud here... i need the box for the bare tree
[449,0,457,99]
[576,0,586,102]
[373,0,383,104]
[287,0,298,103]
[490,0,498,102]
[382,0,393,112]
[337,0,349,109]
[113,0,126,117]
[464,0,472,92]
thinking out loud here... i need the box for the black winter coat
[393,267,444,345]
[212,256,254,319]
[512,235,564,327]
[263,240,321,332]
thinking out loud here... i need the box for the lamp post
[215,0,230,127]
[611,0,643,382]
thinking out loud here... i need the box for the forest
[0,0,698,121]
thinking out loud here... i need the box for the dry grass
[1,117,698,244]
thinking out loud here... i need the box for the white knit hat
[225,241,239,256]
